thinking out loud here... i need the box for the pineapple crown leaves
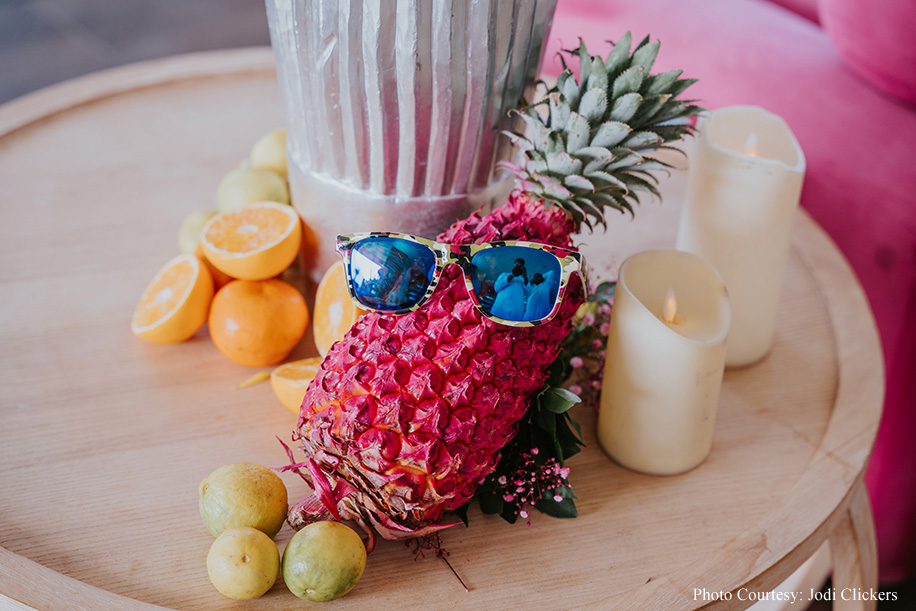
[501,32,703,231]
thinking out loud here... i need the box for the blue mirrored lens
[349,237,436,311]
[470,246,561,322]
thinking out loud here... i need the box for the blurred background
[0,0,270,104]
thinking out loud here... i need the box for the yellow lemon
[199,462,288,538]
[131,254,213,344]
[250,129,288,176]
[216,167,289,213]
[270,357,323,413]
[282,521,367,602]
[207,527,279,600]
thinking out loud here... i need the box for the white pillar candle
[676,105,805,367]
[598,250,731,476]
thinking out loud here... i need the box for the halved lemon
[270,357,323,413]
[131,254,214,344]
[200,202,302,281]
[313,261,367,356]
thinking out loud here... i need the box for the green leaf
[540,386,582,414]
[624,131,661,150]
[578,88,607,124]
[576,38,592,88]
[546,151,582,176]
[518,112,550,147]
[479,490,503,515]
[534,404,557,436]
[548,94,571,130]
[565,112,591,153]
[604,31,631,77]
[590,121,631,148]
[586,170,629,192]
[632,94,670,126]
[612,66,645,99]
[535,491,578,518]
[609,92,642,122]
[631,40,660,73]
[643,69,682,96]
[453,503,469,526]
[586,55,609,92]
[564,175,595,192]
[557,70,580,107]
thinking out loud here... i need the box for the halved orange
[132,254,214,344]
[270,357,323,413]
[313,261,367,356]
[200,202,302,281]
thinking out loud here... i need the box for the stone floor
[0,0,270,103]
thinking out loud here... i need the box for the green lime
[216,167,289,213]
[282,521,367,602]
[177,209,217,254]
[207,526,279,600]
[199,462,288,538]
[250,129,288,177]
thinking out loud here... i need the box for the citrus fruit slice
[200,202,302,281]
[131,254,213,344]
[249,129,287,176]
[282,521,366,602]
[207,527,280,600]
[199,462,289,538]
[216,167,289,213]
[208,279,309,367]
[271,357,322,413]
[313,261,367,356]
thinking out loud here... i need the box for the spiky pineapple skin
[293,191,584,536]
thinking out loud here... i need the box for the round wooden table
[0,49,884,610]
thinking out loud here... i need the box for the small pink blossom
[598,303,612,317]
[581,313,596,326]
[592,338,603,348]
[498,475,507,485]
[569,356,584,369]
[503,493,515,502]
[599,321,610,336]
[591,380,602,390]
[554,494,564,502]
[519,510,528,519]
[568,384,583,396]
[530,447,539,455]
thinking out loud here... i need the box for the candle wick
[662,288,681,325]
[744,133,759,157]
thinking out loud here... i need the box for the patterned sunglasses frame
[336,232,589,327]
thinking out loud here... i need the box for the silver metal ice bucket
[265,0,558,281]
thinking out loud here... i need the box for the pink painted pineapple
[286,34,701,547]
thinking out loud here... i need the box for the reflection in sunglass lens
[470,246,561,322]
[349,238,436,311]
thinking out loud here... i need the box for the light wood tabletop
[0,48,884,610]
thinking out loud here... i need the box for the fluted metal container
[265,0,558,281]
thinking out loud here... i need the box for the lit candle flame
[744,133,759,157]
[662,288,678,324]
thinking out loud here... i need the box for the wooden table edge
[0,47,276,140]
[0,51,886,610]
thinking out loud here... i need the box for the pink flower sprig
[493,451,573,525]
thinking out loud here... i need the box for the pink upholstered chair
[547,0,916,586]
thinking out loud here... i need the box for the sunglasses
[336,232,588,327]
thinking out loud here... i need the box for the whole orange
[209,279,309,367]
